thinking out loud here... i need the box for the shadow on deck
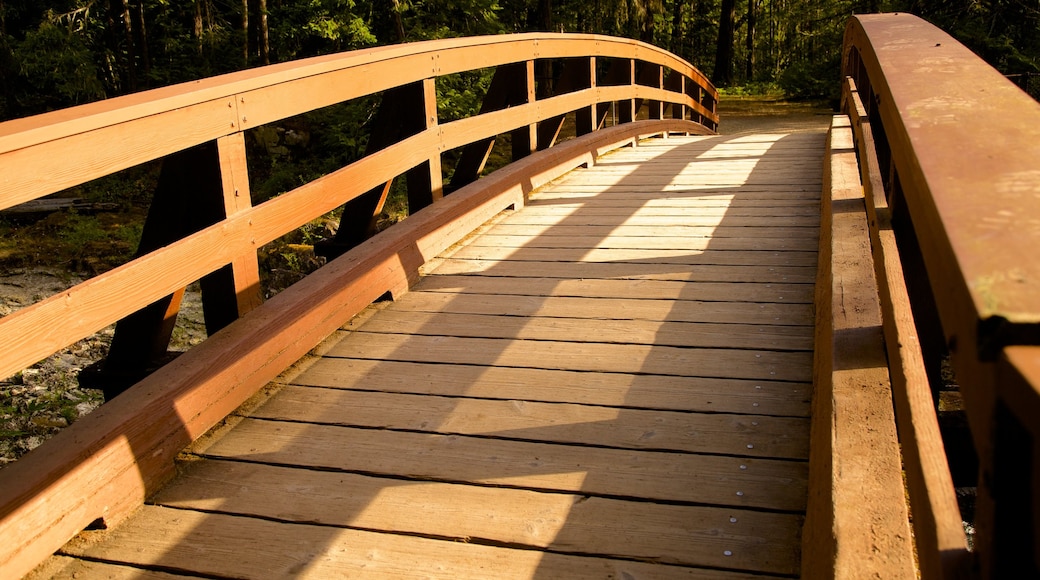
[46,123,827,578]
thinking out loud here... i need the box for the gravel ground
[0,270,205,467]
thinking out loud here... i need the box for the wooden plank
[416,275,815,304]
[291,358,811,417]
[801,115,915,578]
[325,333,813,382]
[151,461,802,575]
[847,79,969,577]
[463,233,818,251]
[352,310,813,351]
[63,505,786,579]
[521,202,821,215]
[202,419,807,510]
[444,245,819,267]
[530,186,820,199]
[251,386,810,459]
[497,213,819,227]
[388,291,815,326]
[548,175,821,187]
[482,223,818,239]
[30,556,187,579]
[429,257,816,284]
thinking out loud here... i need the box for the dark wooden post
[618,59,637,124]
[574,57,597,136]
[404,78,442,212]
[316,80,435,258]
[84,137,262,399]
[511,60,538,161]
[648,64,665,120]
[448,63,531,192]
[537,58,594,150]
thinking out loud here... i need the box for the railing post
[648,65,664,120]
[448,63,531,192]
[618,58,637,123]
[666,72,685,121]
[511,60,538,161]
[82,138,261,399]
[316,80,432,258]
[575,56,597,136]
[212,133,263,320]
[404,77,442,212]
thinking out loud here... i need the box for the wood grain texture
[801,115,915,579]
[148,461,803,574]
[291,358,810,417]
[387,291,814,326]
[249,386,810,459]
[352,309,813,350]
[63,505,784,579]
[415,274,814,304]
[36,128,824,578]
[202,419,807,511]
[847,81,969,577]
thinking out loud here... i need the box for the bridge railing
[0,35,716,577]
[826,13,1040,579]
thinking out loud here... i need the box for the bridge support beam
[802,114,916,579]
[316,79,443,258]
[82,138,263,399]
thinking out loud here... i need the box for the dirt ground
[716,96,835,135]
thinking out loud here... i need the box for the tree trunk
[119,0,136,91]
[135,0,150,80]
[194,0,204,56]
[713,0,736,86]
[258,0,269,64]
[241,0,249,66]
[391,0,406,41]
[533,0,552,31]
[745,0,756,82]
[670,0,684,57]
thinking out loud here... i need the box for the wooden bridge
[1,13,1039,580]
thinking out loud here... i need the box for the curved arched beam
[843,13,1040,579]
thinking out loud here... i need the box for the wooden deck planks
[50,132,823,579]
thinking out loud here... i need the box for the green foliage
[11,12,106,111]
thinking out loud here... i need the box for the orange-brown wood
[845,77,968,580]
[801,115,915,579]
[0,120,707,579]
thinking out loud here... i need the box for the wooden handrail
[843,13,1040,579]
[0,32,715,578]
[0,33,717,384]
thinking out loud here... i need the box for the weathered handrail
[0,34,716,577]
[839,13,1040,579]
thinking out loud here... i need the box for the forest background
[2,0,1039,123]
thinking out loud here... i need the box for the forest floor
[0,96,834,468]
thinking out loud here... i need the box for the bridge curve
[1,12,1039,580]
